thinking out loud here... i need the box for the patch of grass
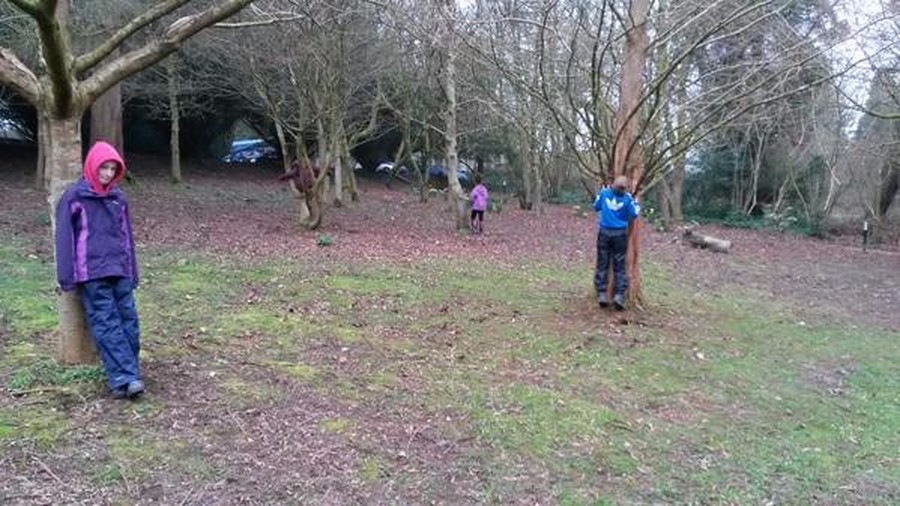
[103,429,220,482]
[92,462,125,485]
[267,360,319,381]
[367,370,398,391]
[215,308,300,340]
[0,406,69,448]
[0,243,57,335]
[6,358,104,391]
[557,490,614,506]
[0,412,16,440]
[319,417,354,434]
[0,341,42,369]
[1,338,105,395]
[220,376,283,409]
[333,324,362,344]
[467,384,625,460]
[358,455,389,483]
[327,269,426,301]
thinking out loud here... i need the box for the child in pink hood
[55,141,144,400]
[469,176,489,234]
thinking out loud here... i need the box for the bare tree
[0,0,254,363]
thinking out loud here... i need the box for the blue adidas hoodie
[593,187,640,230]
[55,142,138,291]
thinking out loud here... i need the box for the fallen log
[683,229,731,253]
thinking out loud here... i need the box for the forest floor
[1,157,898,505]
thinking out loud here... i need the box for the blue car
[223,139,278,163]
[429,165,471,184]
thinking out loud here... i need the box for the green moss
[358,456,389,483]
[267,360,319,381]
[0,406,69,448]
[104,429,220,481]
[6,358,104,391]
[319,417,353,434]
[0,244,57,335]
[220,376,282,408]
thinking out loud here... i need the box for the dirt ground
[1,154,898,504]
[2,154,897,331]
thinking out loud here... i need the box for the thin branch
[834,83,900,120]
[214,14,305,28]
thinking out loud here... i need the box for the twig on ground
[30,455,73,492]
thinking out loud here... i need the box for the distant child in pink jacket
[469,176,489,234]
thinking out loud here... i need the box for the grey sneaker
[126,380,145,399]
[598,293,609,308]
[613,294,626,311]
[110,386,128,399]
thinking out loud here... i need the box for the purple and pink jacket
[55,142,138,292]
[470,184,489,211]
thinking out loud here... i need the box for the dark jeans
[80,277,141,390]
[594,228,628,297]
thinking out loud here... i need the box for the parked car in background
[374,161,410,176]
[223,139,278,163]
[429,164,472,185]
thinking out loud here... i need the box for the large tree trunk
[168,56,182,183]
[89,82,123,154]
[47,116,97,364]
[1,0,254,365]
[610,0,651,308]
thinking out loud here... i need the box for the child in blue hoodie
[593,175,641,310]
[55,141,144,399]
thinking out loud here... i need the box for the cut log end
[683,229,731,253]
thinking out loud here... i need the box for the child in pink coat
[469,176,489,234]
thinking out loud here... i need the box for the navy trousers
[594,228,629,297]
[79,277,141,390]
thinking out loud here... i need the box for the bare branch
[0,47,40,105]
[6,0,40,17]
[79,0,255,106]
[213,14,303,28]
[74,0,193,75]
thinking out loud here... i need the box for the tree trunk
[533,145,544,215]
[441,7,467,231]
[669,161,685,222]
[89,81,123,154]
[344,137,359,202]
[35,116,50,189]
[275,119,290,172]
[658,182,672,229]
[168,56,182,183]
[46,116,97,364]
[520,129,533,210]
[333,152,344,206]
[304,191,322,230]
[610,0,651,308]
